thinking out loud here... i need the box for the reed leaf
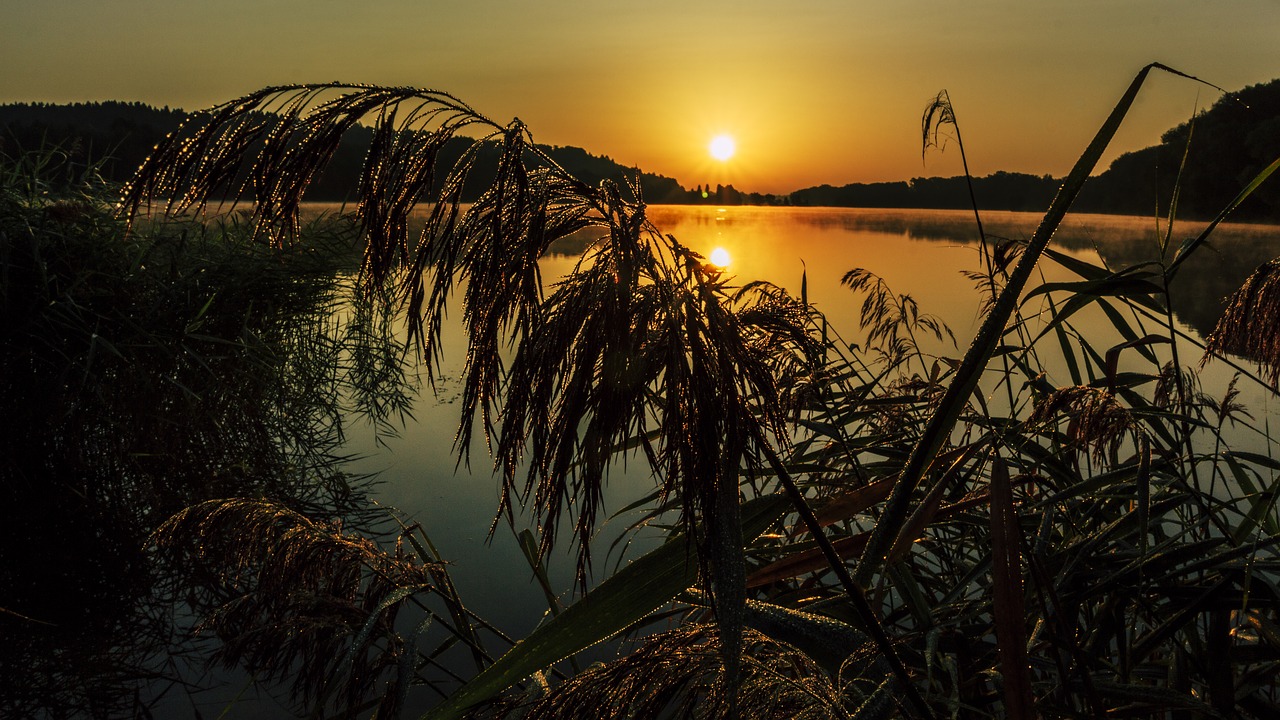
[990,460,1036,719]
[807,477,895,531]
[748,477,1034,588]
[886,444,982,564]
[1167,153,1280,276]
[739,599,879,678]
[748,534,872,589]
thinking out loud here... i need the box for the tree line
[0,101,696,204]
[793,78,1280,221]
[3,77,1278,220]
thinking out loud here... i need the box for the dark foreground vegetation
[0,149,414,716]
[6,63,1280,719]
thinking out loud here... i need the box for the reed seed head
[1030,385,1138,463]
[1204,258,1280,388]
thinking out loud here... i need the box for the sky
[4,1,1279,194]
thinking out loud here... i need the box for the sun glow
[709,247,731,268]
[709,134,736,161]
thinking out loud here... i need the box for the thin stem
[753,428,936,720]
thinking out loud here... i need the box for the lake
[322,204,1280,714]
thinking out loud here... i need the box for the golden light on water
[709,247,731,268]
[709,134,736,161]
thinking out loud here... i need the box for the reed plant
[106,64,1280,719]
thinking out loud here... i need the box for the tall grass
[52,63,1280,718]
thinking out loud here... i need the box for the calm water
[341,205,1280,668]
[637,206,1280,342]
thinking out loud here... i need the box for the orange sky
[4,1,1278,193]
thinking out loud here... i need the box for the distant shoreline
[5,79,1279,223]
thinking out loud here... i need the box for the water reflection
[630,206,1280,341]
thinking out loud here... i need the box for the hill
[792,78,1280,221]
[1077,78,1280,220]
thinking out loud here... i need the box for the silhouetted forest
[792,78,1280,221]
[790,171,1061,213]
[1076,78,1280,220]
[0,101,187,182]
[3,77,1278,219]
[0,101,742,205]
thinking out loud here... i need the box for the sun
[709,247,731,268]
[709,134,736,161]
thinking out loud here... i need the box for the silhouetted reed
[28,62,1280,719]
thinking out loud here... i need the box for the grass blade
[990,459,1034,718]
[1168,153,1280,276]
[421,494,789,720]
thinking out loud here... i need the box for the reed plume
[1030,385,1139,463]
[123,84,808,708]
[842,267,954,368]
[1203,258,1280,388]
[467,626,853,720]
[151,498,437,717]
